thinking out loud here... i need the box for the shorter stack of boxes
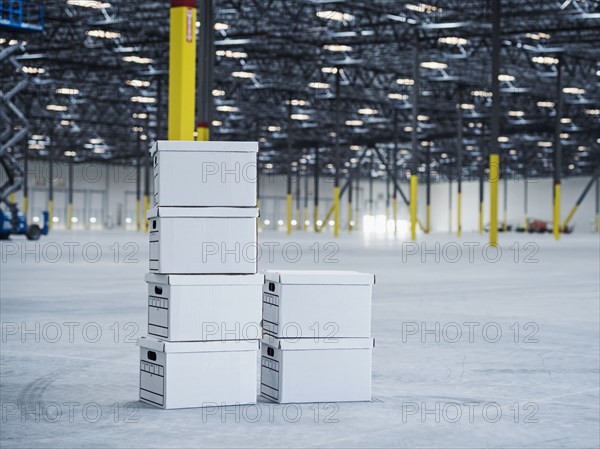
[260,270,375,403]
[138,141,262,410]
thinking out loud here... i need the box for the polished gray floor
[1,229,599,448]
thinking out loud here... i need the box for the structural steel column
[489,0,501,247]
[503,160,508,232]
[425,143,431,233]
[314,147,320,232]
[457,96,463,237]
[596,166,600,233]
[168,0,197,141]
[196,0,213,141]
[355,168,360,231]
[448,177,452,233]
[348,166,353,232]
[333,69,341,237]
[410,32,420,241]
[296,164,301,230]
[523,156,528,230]
[67,158,73,230]
[136,136,142,231]
[561,175,597,231]
[304,165,309,231]
[553,57,563,240]
[144,148,150,232]
[479,136,485,234]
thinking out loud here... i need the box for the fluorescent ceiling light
[498,136,509,143]
[321,67,339,74]
[308,82,329,89]
[212,89,225,96]
[126,80,150,87]
[232,71,255,78]
[537,141,552,147]
[214,22,229,30]
[532,56,558,65]
[86,29,121,39]
[132,113,148,119]
[287,99,308,106]
[316,10,354,22]
[131,96,155,103]
[420,61,447,70]
[291,114,310,121]
[417,115,429,121]
[405,3,439,13]
[560,118,571,124]
[345,120,363,126]
[323,44,352,52]
[460,103,474,110]
[472,90,492,98]
[388,93,408,100]
[438,36,467,45]
[90,138,103,144]
[498,74,515,82]
[508,110,524,117]
[526,32,550,40]
[212,120,223,127]
[358,108,378,115]
[46,105,67,111]
[67,0,111,9]
[562,87,585,94]
[585,109,600,115]
[397,78,414,85]
[268,126,281,132]
[22,66,45,74]
[537,101,555,108]
[56,88,79,95]
[216,105,239,112]
[122,56,153,64]
[216,50,248,59]
[64,151,77,157]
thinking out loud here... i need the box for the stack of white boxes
[137,141,263,409]
[260,270,375,403]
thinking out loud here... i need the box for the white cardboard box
[262,270,375,339]
[148,207,258,274]
[138,336,259,409]
[151,140,257,208]
[146,273,263,342]
[260,335,373,403]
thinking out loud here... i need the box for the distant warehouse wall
[2,161,597,234]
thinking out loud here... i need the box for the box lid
[151,140,258,156]
[147,207,259,219]
[145,273,264,286]
[263,270,375,285]
[138,336,259,353]
[261,335,374,350]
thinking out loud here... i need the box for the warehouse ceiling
[1,0,599,180]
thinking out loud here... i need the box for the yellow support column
[410,175,418,240]
[48,200,53,231]
[144,195,150,232]
[23,196,28,220]
[304,206,308,231]
[313,205,319,233]
[168,0,197,141]
[333,186,340,237]
[286,194,292,235]
[9,193,15,204]
[489,154,499,247]
[553,183,561,240]
[425,203,430,234]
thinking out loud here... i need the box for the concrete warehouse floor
[1,230,599,448]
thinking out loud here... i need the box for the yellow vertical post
[67,203,73,230]
[144,195,150,232]
[9,193,15,204]
[48,200,53,231]
[425,203,430,234]
[286,193,292,235]
[553,183,561,240]
[197,122,209,142]
[304,206,308,231]
[489,154,499,246]
[479,201,484,235]
[410,175,418,240]
[333,186,340,237]
[168,0,197,141]
[393,198,398,235]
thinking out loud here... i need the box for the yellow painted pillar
[144,195,150,232]
[489,154,499,247]
[313,205,319,233]
[48,200,53,231]
[168,0,197,141]
[9,193,15,204]
[23,196,28,220]
[410,175,418,240]
[425,203,430,234]
[286,194,292,235]
[333,186,340,237]
[553,183,561,240]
